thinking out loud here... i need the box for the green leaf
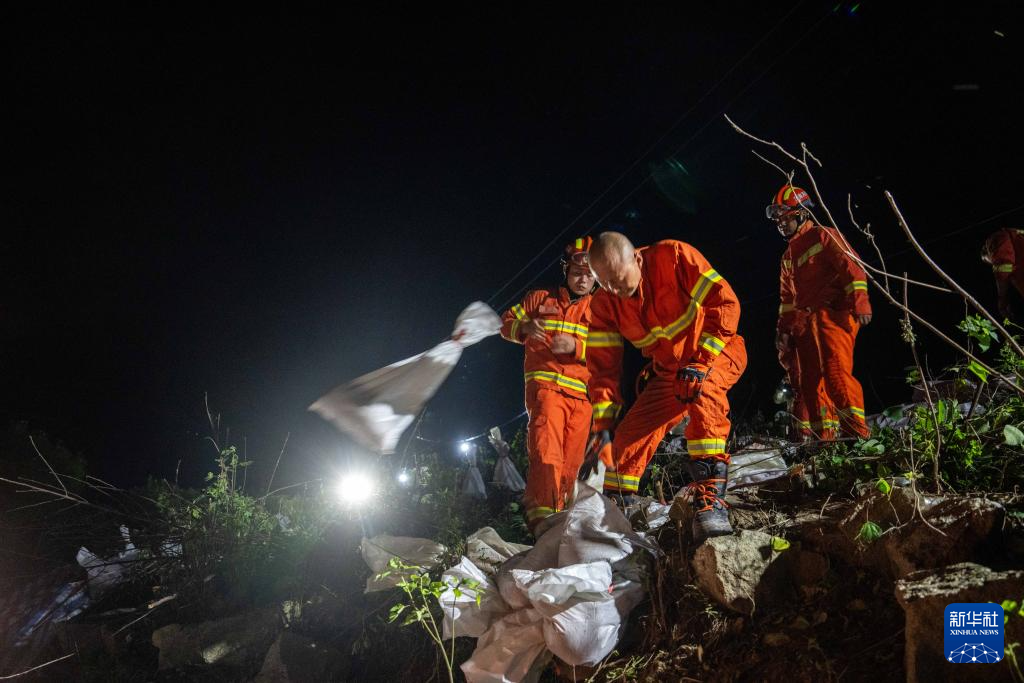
[883,405,905,420]
[856,521,883,543]
[771,536,791,552]
[1004,424,1024,446]
[937,400,948,424]
[966,360,989,383]
[876,478,892,496]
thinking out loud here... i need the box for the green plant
[151,446,335,608]
[855,521,883,544]
[382,557,481,683]
[959,315,999,352]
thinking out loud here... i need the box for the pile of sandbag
[438,485,659,682]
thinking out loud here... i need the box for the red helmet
[562,236,593,266]
[766,184,815,220]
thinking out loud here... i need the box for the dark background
[4,2,1023,489]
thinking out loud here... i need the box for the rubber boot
[688,457,732,542]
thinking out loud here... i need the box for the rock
[762,632,790,647]
[896,562,1024,683]
[254,632,349,682]
[151,608,280,671]
[797,489,1004,579]
[691,530,789,615]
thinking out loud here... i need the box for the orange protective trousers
[604,336,747,495]
[793,308,868,438]
[782,345,835,438]
[524,383,592,527]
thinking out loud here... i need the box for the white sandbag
[310,302,501,453]
[461,444,488,500]
[540,579,646,666]
[489,426,526,492]
[460,608,549,683]
[467,527,532,576]
[440,557,510,640]
[558,484,658,566]
[360,535,446,593]
[511,561,612,605]
[496,516,566,610]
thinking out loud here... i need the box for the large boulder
[151,607,280,671]
[254,632,349,682]
[691,529,789,615]
[896,562,1024,683]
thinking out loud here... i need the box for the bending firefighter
[981,228,1024,321]
[771,184,871,440]
[500,238,596,533]
[584,232,747,542]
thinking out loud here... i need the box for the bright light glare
[336,472,374,504]
[459,442,471,454]
[397,471,411,484]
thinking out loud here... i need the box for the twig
[265,432,290,498]
[903,275,943,493]
[0,653,76,679]
[29,436,68,497]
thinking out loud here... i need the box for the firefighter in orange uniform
[584,232,747,542]
[981,228,1024,320]
[500,238,596,532]
[771,184,871,440]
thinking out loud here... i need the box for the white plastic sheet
[360,535,446,593]
[77,525,141,599]
[310,302,501,453]
[489,426,526,492]
[461,443,488,500]
[727,449,789,489]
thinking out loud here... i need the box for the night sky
[5,3,1023,489]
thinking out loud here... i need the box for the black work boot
[688,458,732,542]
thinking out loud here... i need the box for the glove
[676,362,710,404]
[579,430,612,481]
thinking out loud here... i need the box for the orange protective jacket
[778,221,871,337]
[587,240,741,430]
[500,287,592,399]
[985,228,1024,294]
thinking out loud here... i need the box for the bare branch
[0,653,76,680]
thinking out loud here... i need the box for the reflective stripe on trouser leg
[814,309,869,438]
[685,335,747,463]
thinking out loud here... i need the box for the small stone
[846,598,868,611]
[790,615,811,630]
[763,632,791,647]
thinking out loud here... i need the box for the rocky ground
[2,476,1022,682]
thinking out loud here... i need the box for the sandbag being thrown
[310,302,501,453]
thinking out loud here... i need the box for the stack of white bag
[439,485,658,683]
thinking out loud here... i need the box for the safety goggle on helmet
[562,236,593,266]
[766,184,815,220]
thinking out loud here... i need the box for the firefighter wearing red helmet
[771,184,871,440]
[499,237,596,533]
